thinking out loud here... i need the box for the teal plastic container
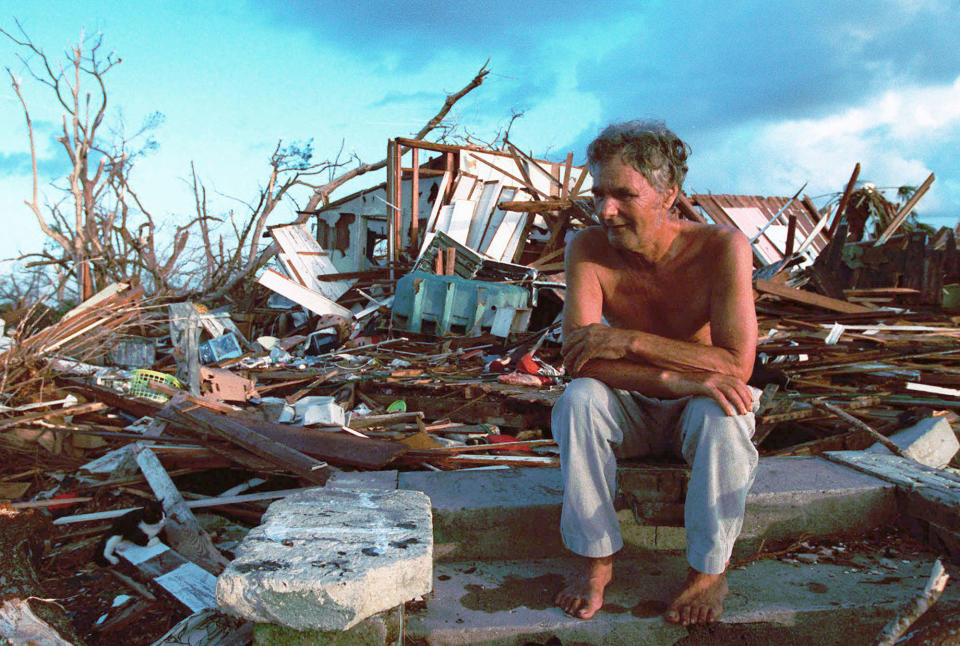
[392,271,530,336]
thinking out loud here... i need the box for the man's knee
[554,378,612,414]
[552,378,615,440]
[679,397,757,459]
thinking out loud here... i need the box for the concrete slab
[217,488,432,631]
[738,456,898,552]
[399,468,563,561]
[398,458,897,561]
[253,605,402,646]
[405,553,960,646]
[865,416,960,468]
[326,469,398,491]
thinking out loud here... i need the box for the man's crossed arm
[562,327,755,417]
[561,228,757,416]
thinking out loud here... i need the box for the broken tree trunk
[132,443,230,575]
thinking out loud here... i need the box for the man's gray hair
[586,120,690,194]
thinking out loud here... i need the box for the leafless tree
[4,19,491,306]
[200,61,490,302]
[2,22,207,300]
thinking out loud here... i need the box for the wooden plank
[446,454,559,467]
[754,278,875,314]
[443,199,477,246]
[828,162,860,237]
[159,401,329,484]
[160,400,405,471]
[784,213,797,256]
[149,381,239,414]
[132,443,230,575]
[480,188,520,256]
[468,154,542,197]
[224,416,407,469]
[57,378,161,419]
[54,488,319,525]
[60,281,132,320]
[410,146,420,254]
[268,223,354,301]
[799,196,829,251]
[560,152,573,199]
[876,172,935,245]
[115,541,218,612]
[257,269,352,319]
[0,402,107,430]
[675,193,707,224]
[349,411,425,429]
[466,181,501,250]
[824,452,960,532]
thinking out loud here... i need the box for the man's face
[590,158,677,252]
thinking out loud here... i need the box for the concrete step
[405,552,960,646]
[392,457,897,561]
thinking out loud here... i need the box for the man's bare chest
[598,266,712,340]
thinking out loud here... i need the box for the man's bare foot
[664,569,728,626]
[554,555,613,619]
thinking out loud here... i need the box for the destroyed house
[306,138,593,274]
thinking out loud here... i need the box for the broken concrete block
[216,488,432,631]
[866,416,959,468]
[252,605,401,646]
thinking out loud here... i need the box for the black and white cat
[94,499,166,566]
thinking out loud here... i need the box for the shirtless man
[552,121,759,626]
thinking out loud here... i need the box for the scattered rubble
[1,145,959,643]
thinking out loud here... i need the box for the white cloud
[689,75,960,223]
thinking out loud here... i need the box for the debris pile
[1,141,958,643]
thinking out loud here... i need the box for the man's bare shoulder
[678,222,750,258]
[567,226,613,262]
[681,221,745,243]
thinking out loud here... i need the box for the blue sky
[1,0,959,268]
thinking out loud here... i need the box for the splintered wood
[0,282,148,406]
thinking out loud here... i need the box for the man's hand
[562,324,632,376]
[665,371,754,417]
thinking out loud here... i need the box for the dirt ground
[9,480,957,646]
[22,471,259,646]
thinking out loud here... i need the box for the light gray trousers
[552,377,759,574]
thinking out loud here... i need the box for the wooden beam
[409,146,420,255]
[53,488,321,525]
[876,172,936,245]
[257,269,352,319]
[0,402,107,430]
[392,139,403,262]
[560,152,573,199]
[158,401,330,484]
[132,443,230,575]
[754,278,875,314]
[784,213,797,256]
[675,193,707,224]
[498,198,572,213]
[828,162,860,237]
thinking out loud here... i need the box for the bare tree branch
[201,62,490,302]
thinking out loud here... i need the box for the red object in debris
[486,433,532,452]
[498,371,553,387]
[47,493,81,510]
[516,354,540,375]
